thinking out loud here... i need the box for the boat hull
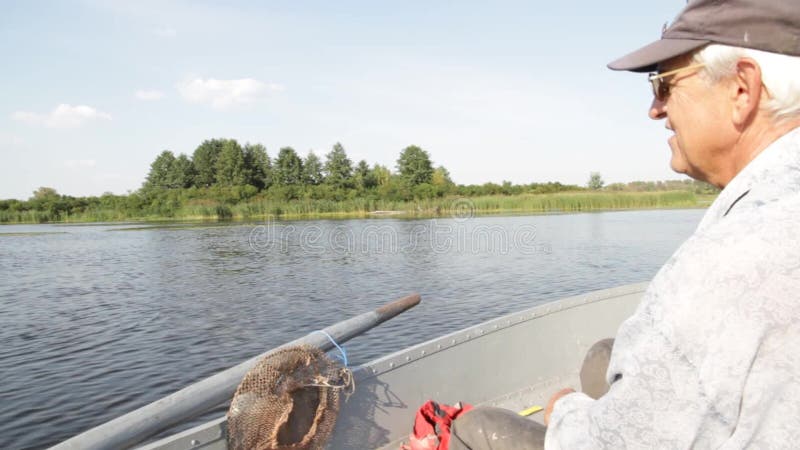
[141,283,647,450]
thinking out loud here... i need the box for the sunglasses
[648,63,706,101]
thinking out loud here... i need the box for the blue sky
[1,1,688,200]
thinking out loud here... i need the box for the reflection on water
[0,209,704,449]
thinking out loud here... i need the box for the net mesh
[227,345,350,450]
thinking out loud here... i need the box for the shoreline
[0,202,713,226]
[0,191,716,225]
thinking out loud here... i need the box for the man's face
[648,55,734,185]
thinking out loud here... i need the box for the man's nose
[649,97,667,120]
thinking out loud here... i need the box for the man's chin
[672,166,689,175]
[670,161,690,175]
[667,138,693,175]
[670,160,708,183]
[669,150,690,175]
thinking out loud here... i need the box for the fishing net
[227,345,353,450]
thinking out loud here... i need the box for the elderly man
[447,0,800,448]
[544,0,800,448]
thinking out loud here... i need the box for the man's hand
[544,388,576,426]
[400,433,437,450]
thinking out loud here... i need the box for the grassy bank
[0,191,706,224]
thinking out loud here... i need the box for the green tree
[353,159,377,190]
[274,147,304,185]
[587,172,605,190]
[303,151,324,185]
[324,142,353,189]
[28,186,66,221]
[243,143,272,190]
[371,164,392,187]
[144,150,177,190]
[215,139,248,186]
[397,145,434,186]
[192,139,226,187]
[376,173,405,201]
[170,154,195,188]
[32,186,59,200]
[431,165,454,187]
[431,165,454,196]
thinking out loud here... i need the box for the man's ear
[731,58,764,128]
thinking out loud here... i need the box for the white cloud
[153,27,177,38]
[176,77,283,110]
[12,104,112,129]
[135,89,164,101]
[64,159,97,169]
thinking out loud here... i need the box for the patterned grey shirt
[546,126,800,449]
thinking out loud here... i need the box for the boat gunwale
[354,282,649,381]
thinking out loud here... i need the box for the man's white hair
[692,44,800,121]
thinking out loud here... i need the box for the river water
[0,209,705,449]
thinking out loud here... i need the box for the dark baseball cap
[608,0,800,73]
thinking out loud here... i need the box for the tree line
[142,139,451,197]
[0,138,718,223]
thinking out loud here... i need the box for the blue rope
[314,330,348,367]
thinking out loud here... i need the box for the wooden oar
[52,293,421,450]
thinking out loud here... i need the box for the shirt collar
[696,126,800,231]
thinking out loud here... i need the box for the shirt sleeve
[544,304,707,449]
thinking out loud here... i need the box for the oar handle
[377,293,421,320]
